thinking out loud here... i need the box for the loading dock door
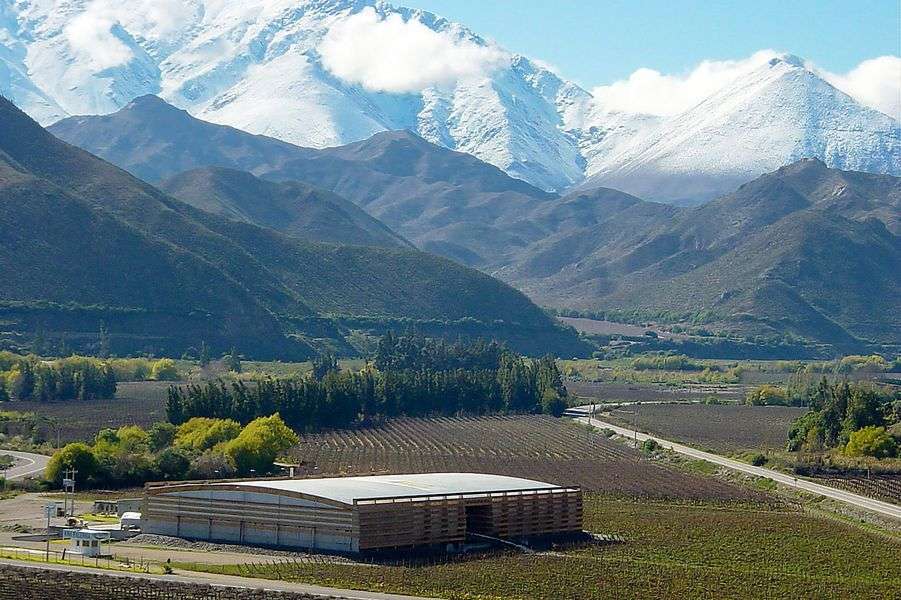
[465,504,493,536]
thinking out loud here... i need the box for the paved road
[564,402,699,416]
[574,415,901,521]
[1,451,50,481]
[0,557,440,600]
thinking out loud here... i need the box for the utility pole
[62,468,77,518]
[44,503,53,561]
[634,402,641,446]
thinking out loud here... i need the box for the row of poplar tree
[0,354,117,402]
[166,333,569,431]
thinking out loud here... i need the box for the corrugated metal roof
[209,473,563,505]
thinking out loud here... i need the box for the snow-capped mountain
[0,0,66,124]
[2,0,591,191]
[1,1,898,196]
[581,55,901,204]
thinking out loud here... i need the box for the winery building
[142,473,582,552]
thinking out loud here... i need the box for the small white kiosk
[63,529,111,557]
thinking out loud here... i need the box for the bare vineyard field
[558,317,685,339]
[566,380,749,403]
[604,404,806,452]
[290,415,769,502]
[180,494,901,600]
[7,381,172,443]
[809,474,901,505]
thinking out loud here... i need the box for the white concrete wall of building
[116,498,143,516]
[146,517,356,552]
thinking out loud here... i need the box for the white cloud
[320,7,509,94]
[816,56,901,120]
[115,1,196,42]
[63,0,196,69]
[591,50,780,116]
[592,51,901,120]
[65,10,133,70]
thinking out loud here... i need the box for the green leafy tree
[198,341,210,368]
[225,413,298,475]
[498,354,537,412]
[166,386,186,425]
[843,387,884,434]
[534,355,566,395]
[148,422,177,452]
[8,361,35,400]
[87,426,155,487]
[808,377,832,411]
[844,426,897,459]
[175,417,241,451]
[312,352,338,380]
[91,428,121,459]
[640,439,661,455]
[150,359,180,381]
[223,348,242,373]
[116,425,150,454]
[168,335,571,431]
[540,388,567,417]
[835,380,852,412]
[155,448,191,480]
[45,443,98,485]
[787,411,823,452]
[98,323,111,359]
[188,449,236,480]
[745,385,789,406]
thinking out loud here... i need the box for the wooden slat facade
[355,488,582,550]
[356,497,467,550]
[143,481,583,552]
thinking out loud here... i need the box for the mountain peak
[125,94,183,112]
[7,1,898,201]
[582,51,900,205]
[2,0,588,192]
[767,54,806,69]
[778,157,828,173]
[120,95,197,124]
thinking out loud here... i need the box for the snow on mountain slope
[1,3,898,196]
[2,0,588,191]
[0,1,65,123]
[582,55,901,205]
[12,0,162,117]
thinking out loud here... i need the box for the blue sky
[404,0,901,88]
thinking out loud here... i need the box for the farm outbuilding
[142,473,582,552]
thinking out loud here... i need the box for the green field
[175,495,900,600]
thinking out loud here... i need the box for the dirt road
[0,556,439,599]
[575,415,901,521]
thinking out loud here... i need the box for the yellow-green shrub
[174,417,241,451]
